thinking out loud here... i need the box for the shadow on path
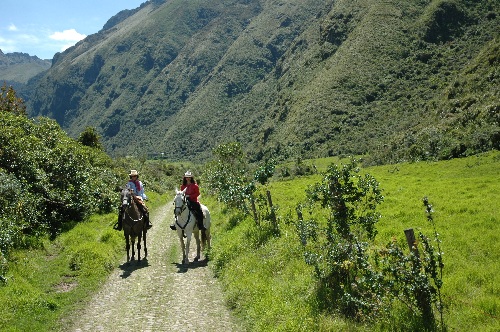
[172,258,208,273]
[119,258,150,278]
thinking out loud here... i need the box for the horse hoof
[194,257,199,262]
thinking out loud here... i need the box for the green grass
[0,192,167,332]
[368,154,500,331]
[1,153,498,331]
[207,151,500,331]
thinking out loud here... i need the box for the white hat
[129,170,139,176]
[184,171,193,178]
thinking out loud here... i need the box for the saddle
[133,195,148,211]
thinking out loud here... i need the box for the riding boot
[144,211,152,230]
[170,223,176,230]
[197,212,206,230]
[198,219,206,230]
[114,209,123,231]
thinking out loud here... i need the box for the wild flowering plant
[296,158,386,321]
[295,158,446,329]
[378,197,445,330]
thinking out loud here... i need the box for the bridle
[173,192,193,230]
[123,189,144,223]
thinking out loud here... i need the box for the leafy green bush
[204,142,254,212]
[0,113,119,234]
[296,158,385,321]
[0,87,121,279]
[295,159,446,329]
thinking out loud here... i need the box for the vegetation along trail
[66,202,240,332]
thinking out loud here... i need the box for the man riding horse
[114,169,152,231]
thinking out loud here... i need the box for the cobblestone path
[67,202,241,332]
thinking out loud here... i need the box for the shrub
[296,158,385,321]
[0,87,120,276]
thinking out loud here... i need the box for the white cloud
[49,29,86,42]
[60,43,77,52]
[18,33,40,43]
[0,43,16,53]
[0,36,17,53]
[8,24,18,31]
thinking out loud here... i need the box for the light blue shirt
[127,180,148,200]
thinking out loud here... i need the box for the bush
[296,158,385,321]
[0,87,121,277]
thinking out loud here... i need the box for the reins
[124,208,144,223]
[174,194,193,230]
[123,192,144,224]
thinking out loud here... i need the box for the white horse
[173,189,211,264]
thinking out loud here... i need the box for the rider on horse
[170,171,205,231]
[114,169,152,231]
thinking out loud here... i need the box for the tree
[0,83,26,116]
[78,126,104,150]
[204,142,254,212]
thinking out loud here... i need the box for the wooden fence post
[404,228,433,326]
[251,197,259,225]
[296,207,303,221]
[404,228,420,257]
[266,190,277,223]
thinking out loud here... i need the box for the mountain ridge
[0,49,51,88]
[21,0,499,163]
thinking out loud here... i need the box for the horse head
[173,189,187,216]
[121,188,134,209]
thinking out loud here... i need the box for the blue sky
[1,1,146,60]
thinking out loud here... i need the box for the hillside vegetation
[23,0,499,162]
[2,84,498,330]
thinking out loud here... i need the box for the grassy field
[207,151,499,331]
[1,152,498,331]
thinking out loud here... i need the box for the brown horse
[120,188,147,262]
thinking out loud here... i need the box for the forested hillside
[23,0,499,163]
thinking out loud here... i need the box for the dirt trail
[67,202,241,332]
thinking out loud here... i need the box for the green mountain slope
[0,50,51,92]
[24,0,499,162]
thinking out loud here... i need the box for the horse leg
[137,233,142,261]
[131,238,136,261]
[201,230,207,252]
[178,232,187,264]
[143,229,148,258]
[125,235,131,262]
[206,230,211,250]
[185,232,192,264]
[194,230,201,262]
